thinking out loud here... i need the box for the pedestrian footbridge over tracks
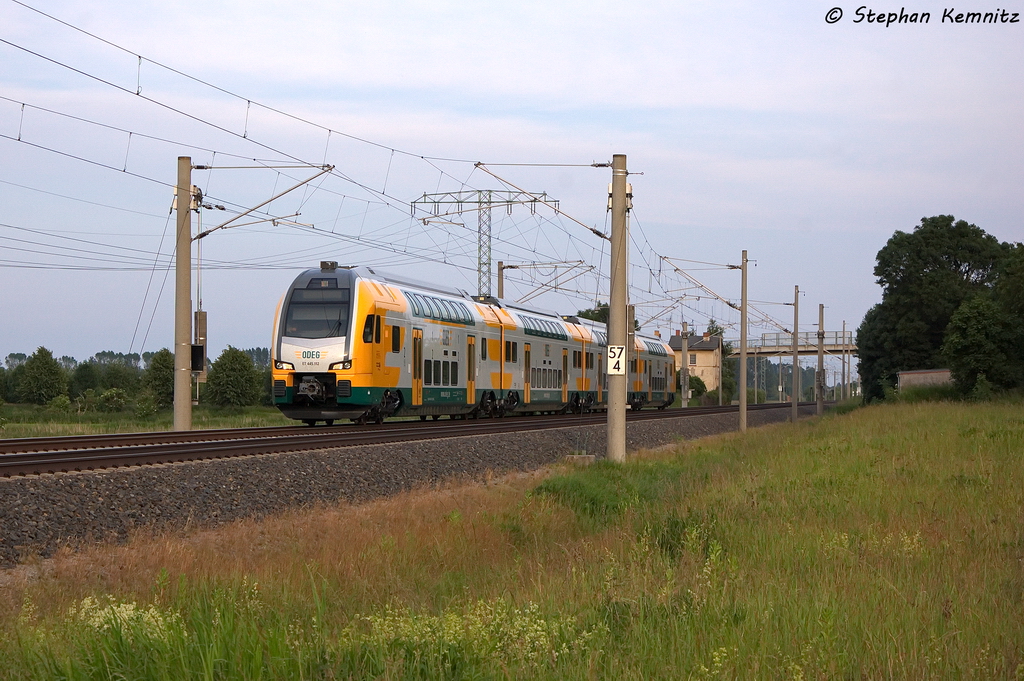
[726,332,856,358]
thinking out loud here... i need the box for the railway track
[0,402,797,478]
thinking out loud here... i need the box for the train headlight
[330,360,352,370]
[274,360,294,370]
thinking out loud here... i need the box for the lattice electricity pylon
[410,190,558,297]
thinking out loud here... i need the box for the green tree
[0,366,6,402]
[102,361,141,394]
[205,346,262,407]
[70,362,101,398]
[705,319,736,403]
[941,297,1015,393]
[143,348,175,408]
[576,302,640,330]
[993,244,1024,318]
[6,364,25,402]
[243,347,271,370]
[97,388,128,412]
[577,302,609,324]
[17,347,69,405]
[857,216,1009,401]
[5,353,27,369]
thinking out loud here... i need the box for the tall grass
[2,401,1022,678]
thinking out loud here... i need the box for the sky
[1,0,1022,372]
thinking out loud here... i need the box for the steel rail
[0,403,801,477]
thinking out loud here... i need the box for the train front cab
[272,268,407,424]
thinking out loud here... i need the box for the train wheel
[420,415,427,421]
[303,419,316,427]
[325,419,335,426]
[432,414,440,421]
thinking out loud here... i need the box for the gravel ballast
[0,406,813,567]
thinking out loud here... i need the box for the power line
[8,0,481,168]
[0,178,168,219]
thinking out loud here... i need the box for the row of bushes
[0,347,270,410]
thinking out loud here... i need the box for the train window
[425,297,440,320]
[362,315,374,343]
[442,361,450,386]
[424,359,433,385]
[451,362,458,385]
[558,370,563,386]
[435,300,447,321]
[545,344,550,357]
[392,325,401,353]
[505,340,511,362]
[374,315,382,344]
[408,293,422,317]
[586,352,594,370]
[512,342,518,363]
[433,360,441,384]
[285,288,351,339]
[481,339,488,361]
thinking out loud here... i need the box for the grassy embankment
[0,404,293,438]
[1,400,1022,678]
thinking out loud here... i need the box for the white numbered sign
[607,345,626,375]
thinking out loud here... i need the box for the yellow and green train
[271,263,676,425]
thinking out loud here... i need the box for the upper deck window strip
[404,290,475,326]
[522,315,568,341]
[644,340,668,356]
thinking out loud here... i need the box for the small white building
[668,331,723,392]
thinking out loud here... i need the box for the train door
[412,328,423,406]
[466,336,476,405]
[581,342,588,393]
[524,343,532,403]
[499,327,510,393]
[373,314,383,374]
[648,360,653,402]
[561,348,569,403]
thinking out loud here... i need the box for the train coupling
[297,375,327,399]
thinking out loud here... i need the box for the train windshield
[284,288,351,339]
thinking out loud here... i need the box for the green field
[1,400,1022,678]
[0,404,294,438]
